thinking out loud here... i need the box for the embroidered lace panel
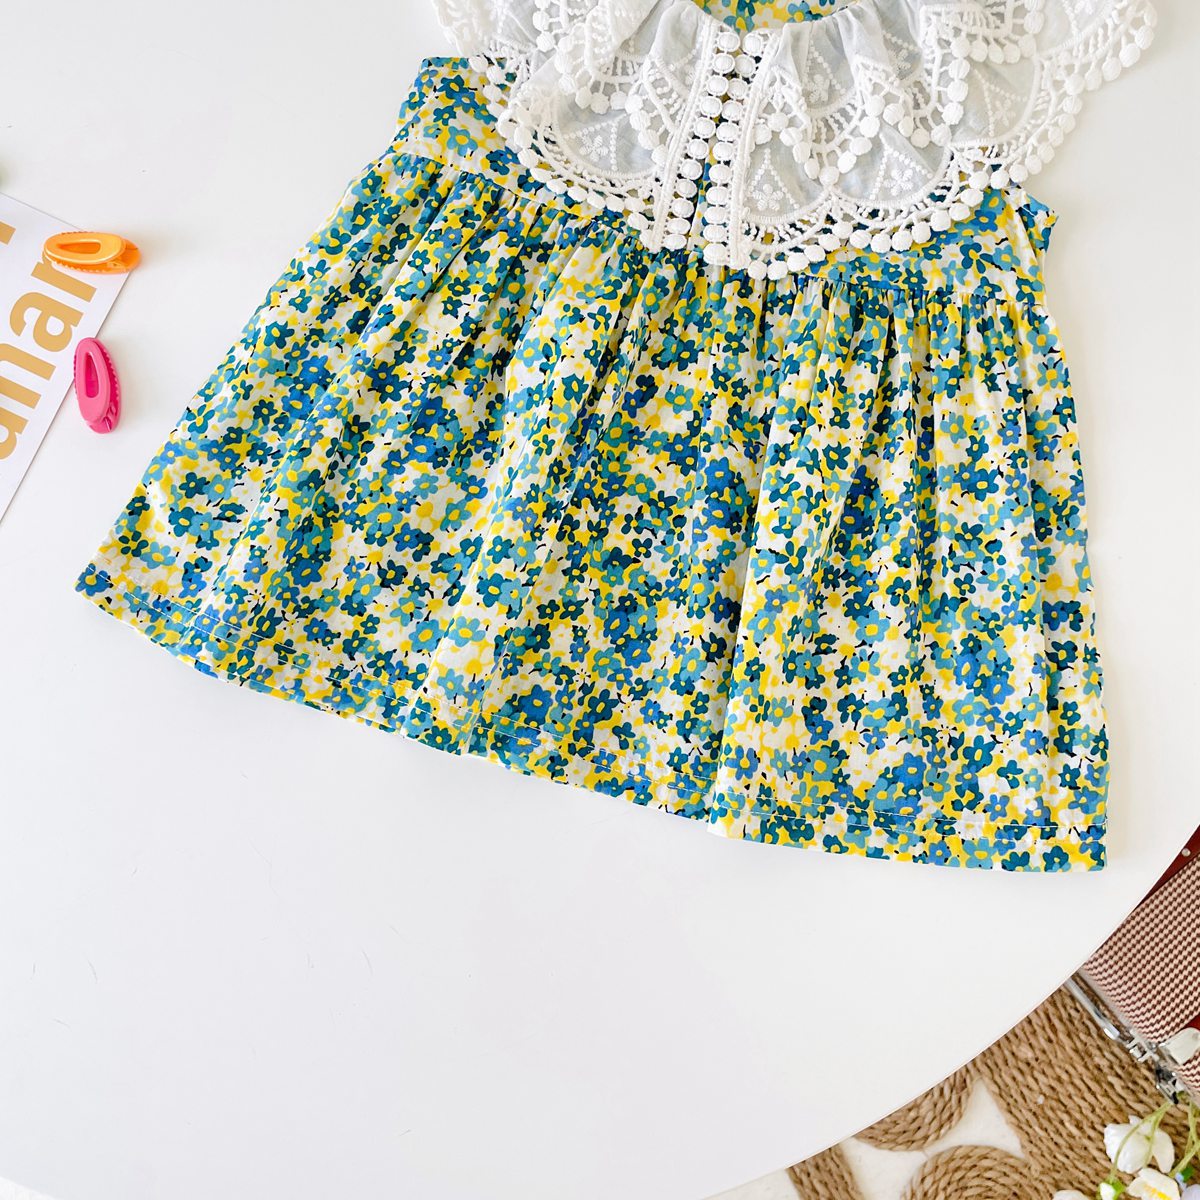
[431,0,1156,273]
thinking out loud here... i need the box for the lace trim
[431,0,1157,274]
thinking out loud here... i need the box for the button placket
[696,25,771,268]
[655,20,727,254]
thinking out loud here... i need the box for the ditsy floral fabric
[77,51,1109,871]
[703,0,852,28]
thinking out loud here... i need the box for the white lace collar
[431,0,1156,275]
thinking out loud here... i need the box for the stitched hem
[75,564,1107,872]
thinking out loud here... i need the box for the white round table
[0,4,1196,1198]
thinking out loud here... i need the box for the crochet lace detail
[431,0,1156,274]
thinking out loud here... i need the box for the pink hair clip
[74,337,121,433]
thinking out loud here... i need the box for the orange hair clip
[43,231,140,274]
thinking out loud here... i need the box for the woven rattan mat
[787,986,1189,1200]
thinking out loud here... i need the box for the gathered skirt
[76,58,1109,871]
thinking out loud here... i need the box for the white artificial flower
[1181,1186,1200,1200]
[1105,1116,1176,1173]
[1101,1184,1121,1200]
[1127,1167,1182,1200]
[1053,1191,1092,1200]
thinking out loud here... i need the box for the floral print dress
[76,0,1157,870]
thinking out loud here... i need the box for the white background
[0,3,1196,1199]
